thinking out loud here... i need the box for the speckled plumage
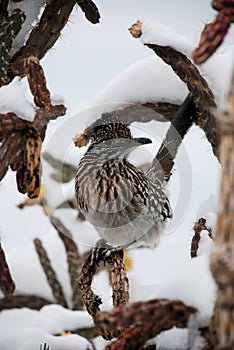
[75,115,172,248]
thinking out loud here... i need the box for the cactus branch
[96,299,196,349]
[0,243,15,296]
[193,1,234,64]
[0,9,25,85]
[78,250,129,340]
[0,295,52,310]
[145,43,219,159]
[50,216,84,310]
[34,238,68,308]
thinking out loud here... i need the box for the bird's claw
[91,239,124,267]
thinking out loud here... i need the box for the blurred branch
[34,238,68,308]
[43,152,77,183]
[193,1,234,64]
[96,299,196,349]
[190,218,214,258]
[0,0,9,19]
[0,295,52,310]
[76,0,100,24]
[148,93,199,182]
[50,216,84,310]
[209,65,234,348]
[0,243,15,296]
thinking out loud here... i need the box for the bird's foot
[91,239,124,267]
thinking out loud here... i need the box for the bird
[75,113,173,262]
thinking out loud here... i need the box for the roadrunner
[75,114,173,258]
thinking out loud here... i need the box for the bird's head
[89,113,152,157]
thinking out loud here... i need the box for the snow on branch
[193,0,234,64]
[0,57,66,198]
[10,0,100,78]
[96,299,196,349]
[74,102,180,148]
[129,20,220,159]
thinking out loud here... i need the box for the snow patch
[0,77,35,121]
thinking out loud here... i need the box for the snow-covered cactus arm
[129,20,220,159]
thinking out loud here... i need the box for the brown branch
[193,1,234,64]
[25,130,42,198]
[0,295,52,310]
[190,218,214,258]
[74,102,180,148]
[107,253,129,308]
[213,0,234,9]
[77,250,129,340]
[209,65,234,348]
[9,0,100,79]
[0,112,26,138]
[50,216,84,310]
[0,243,15,296]
[34,238,68,308]
[145,43,219,159]
[0,133,22,181]
[96,299,196,349]
[24,56,51,109]
[32,104,66,131]
[0,0,9,19]
[0,97,66,197]
[76,0,100,24]
[0,9,25,86]
[10,0,77,77]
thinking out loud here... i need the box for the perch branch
[78,250,129,340]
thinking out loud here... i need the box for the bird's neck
[87,141,126,162]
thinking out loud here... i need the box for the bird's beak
[132,137,152,145]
